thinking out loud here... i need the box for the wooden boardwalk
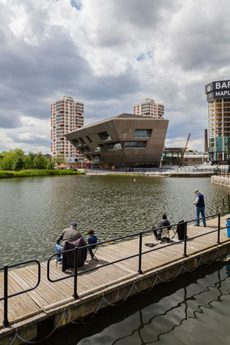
[1,215,230,342]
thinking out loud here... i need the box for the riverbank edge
[85,171,214,177]
[211,175,230,188]
[0,170,85,179]
[1,242,230,344]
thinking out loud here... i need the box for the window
[134,129,152,138]
[124,141,146,149]
[98,131,111,141]
[107,143,122,150]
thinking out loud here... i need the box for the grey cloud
[0,26,92,122]
[91,0,181,47]
[0,18,140,128]
[113,0,180,27]
[0,112,22,129]
[0,0,229,154]
[168,5,230,73]
[13,136,51,147]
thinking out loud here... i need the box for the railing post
[3,265,9,328]
[217,213,221,244]
[138,232,143,274]
[73,247,79,299]
[183,222,188,257]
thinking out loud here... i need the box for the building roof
[67,113,165,134]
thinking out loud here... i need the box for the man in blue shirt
[193,189,206,227]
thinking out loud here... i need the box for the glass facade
[124,142,146,149]
[134,129,151,138]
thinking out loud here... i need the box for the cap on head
[71,222,77,227]
[194,189,199,193]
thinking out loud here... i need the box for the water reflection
[39,263,230,345]
[0,176,228,266]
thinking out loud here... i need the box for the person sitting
[152,214,172,242]
[62,237,87,272]
[87,228,98,260]
[55,222,82,262]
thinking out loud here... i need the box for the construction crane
[179,134,191,167]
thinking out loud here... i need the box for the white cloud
[0,0,230,154]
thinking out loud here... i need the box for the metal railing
[1,210,230,327]
[47,211,230,301]
[89,167,217,174]
[0,260,40,327]
[216,168,230,178]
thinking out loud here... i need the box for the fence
[1,211,230,327]
[0,260,40,327]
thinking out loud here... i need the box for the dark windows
[124,141,147,149]
[98,131,111,141]
[134,129,152,138]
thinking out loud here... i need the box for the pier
[1,213,230,344]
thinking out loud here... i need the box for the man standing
[193,189,206,227]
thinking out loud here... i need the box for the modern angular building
[65,113,169,168]
[134,98,164,118]
[205,80,230,162]
[51,96,84,162]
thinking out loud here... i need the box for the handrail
[47,210,230,300]
[1,210,230,327]
[0,259,40,327]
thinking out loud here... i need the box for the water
[40,262,230,345]
[0,175,228,266]
[1,175,230,344]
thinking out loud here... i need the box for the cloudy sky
[0,0,230,154]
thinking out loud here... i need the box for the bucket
[226,218,230,238]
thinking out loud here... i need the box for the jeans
[195,206,206,226]
[55,243,63,261]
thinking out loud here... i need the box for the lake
[1,174,230,344]
[0,175,228,266]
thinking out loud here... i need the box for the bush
[0,170,85,179]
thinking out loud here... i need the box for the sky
[0,0,230,154]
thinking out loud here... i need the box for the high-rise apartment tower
[133,98,164,118]
[51,96,84,161]
[205,80,230,161]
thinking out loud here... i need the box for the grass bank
[0,169,85,179]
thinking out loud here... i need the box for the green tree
[25,152,36,169]
[46,158,55,170]
[0,150,15,170]
[34,152,48,169]
[12,149,25,171]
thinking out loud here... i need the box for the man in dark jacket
[152,214,171,241]
[193,189,206,227]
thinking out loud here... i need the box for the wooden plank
[0,216,230,330]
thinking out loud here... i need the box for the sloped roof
[69,113,163,133]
